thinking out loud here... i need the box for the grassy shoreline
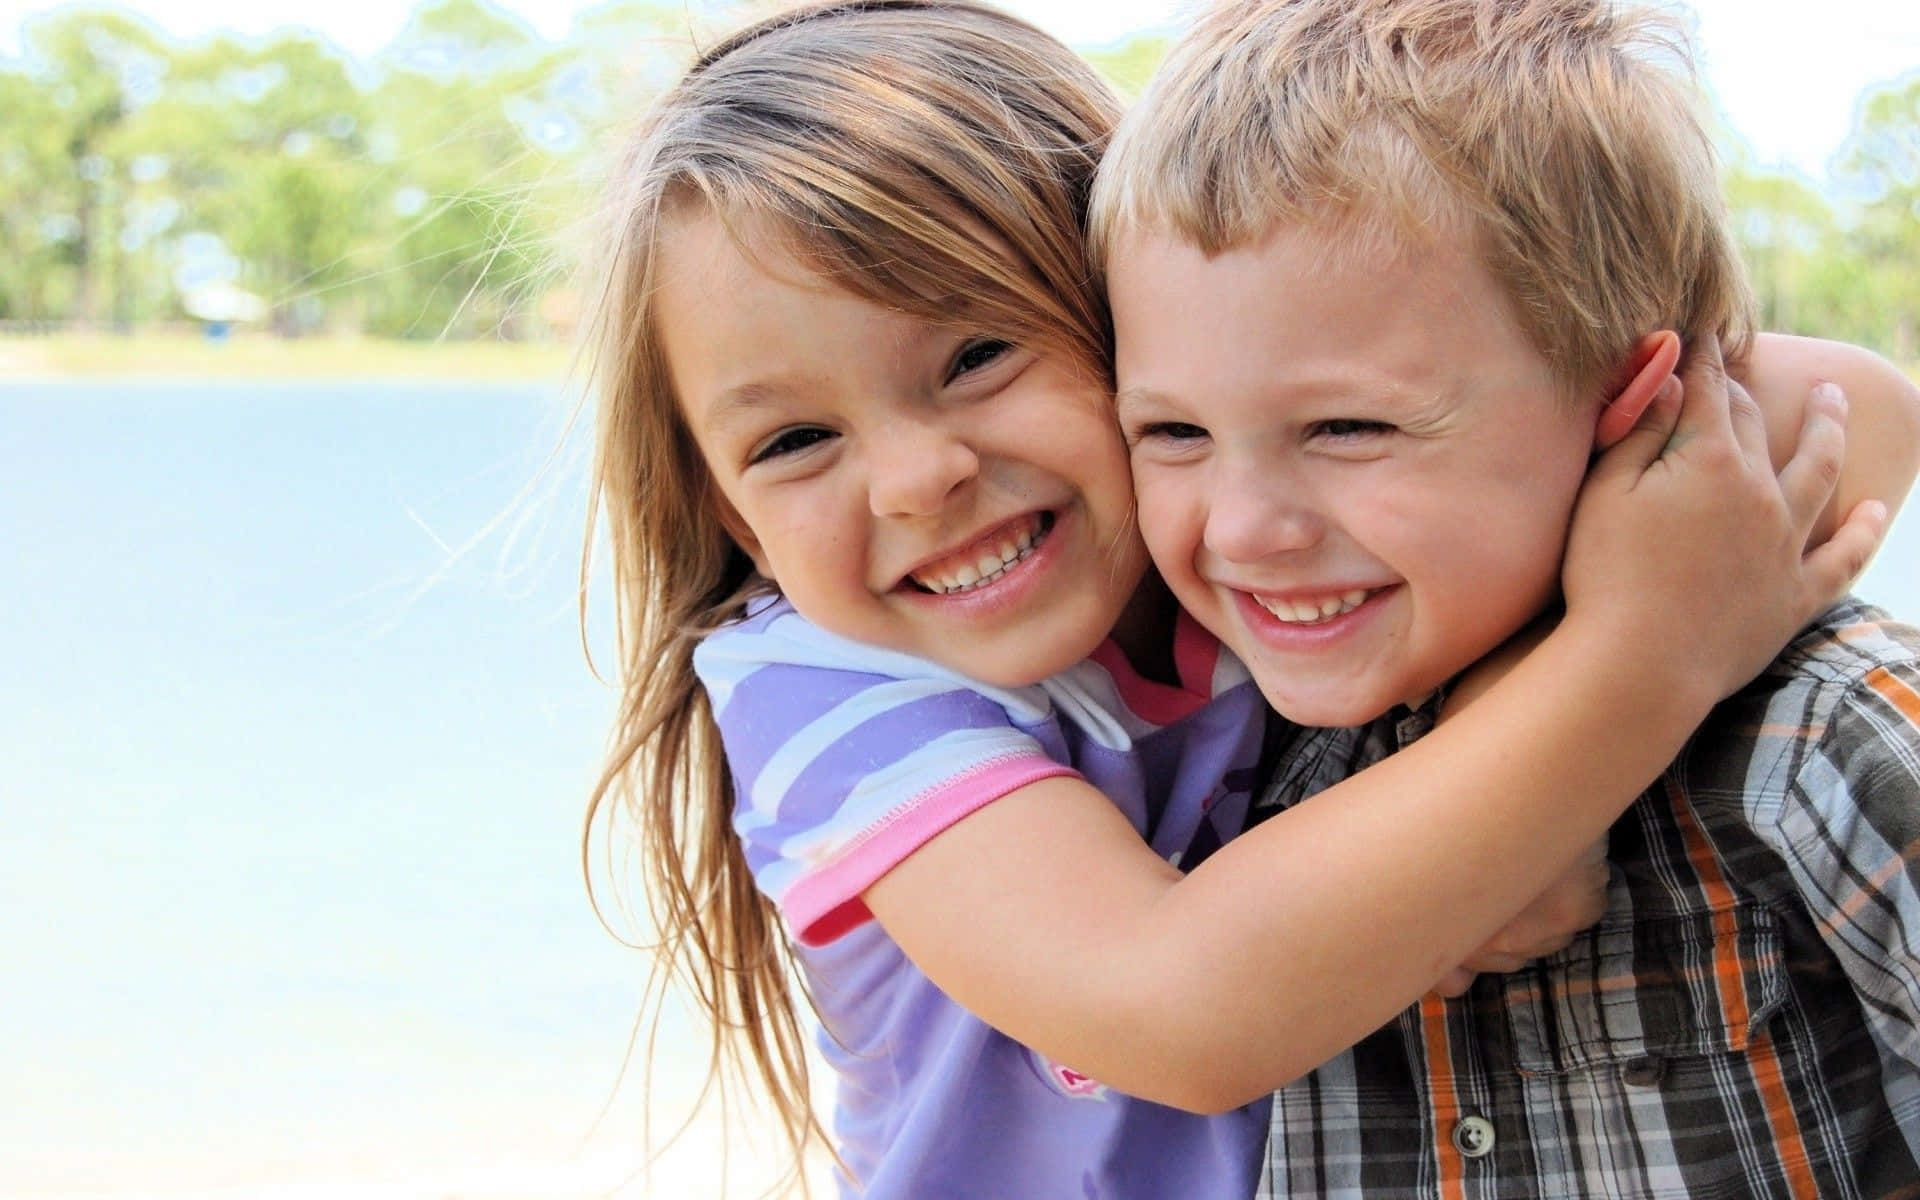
[6,331,1912,387]
[0,331,576,381]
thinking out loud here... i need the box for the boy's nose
[1204,469,1323,563]
[867,421,979,517]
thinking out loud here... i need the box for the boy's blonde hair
[579,0,1119,1180]
[1093,0,1756,397]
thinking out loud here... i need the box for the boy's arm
[1764,656,1920,1069]
[1740,333,1920,539]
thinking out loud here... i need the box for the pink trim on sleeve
[786,755,1079,947]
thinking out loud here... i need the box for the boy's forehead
[1112,200,1480,283]
[1116,227,1477,384]
[1111,243,1603,537]
[1111,219,1500,365]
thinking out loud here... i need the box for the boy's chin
[1249,684,1410,729]
[1248,659,1481,728]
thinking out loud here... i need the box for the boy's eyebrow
[1113,385,1178,410]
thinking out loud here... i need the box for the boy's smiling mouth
[1252,588,1378,625]
[906,512,1054,595]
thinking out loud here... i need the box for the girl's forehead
[658,202,831,292]
[654,212,955,415]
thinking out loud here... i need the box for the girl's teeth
[1259,589,1371,624]
[912,518,1047,595]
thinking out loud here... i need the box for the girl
[581,2,1899,1194]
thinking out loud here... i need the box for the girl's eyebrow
[700,380,802,432]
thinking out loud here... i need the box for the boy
[1093,0,1920,1194]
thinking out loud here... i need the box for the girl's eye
[750,426,836,463]
[1311,418,1394,439]
[947,338,1014,382]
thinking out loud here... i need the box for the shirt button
[1452,1116,1496,1159]
[1621,1056,1667,1088]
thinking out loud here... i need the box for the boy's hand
[1431,839,1611,998]
[1562,335,1887,706]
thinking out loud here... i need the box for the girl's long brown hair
[578,1,1122,1185]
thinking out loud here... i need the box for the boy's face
[1109,221,1602,726]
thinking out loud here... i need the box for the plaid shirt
[1254,600,1920,1199]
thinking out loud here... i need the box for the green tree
[362,0,568,337]
[1082,33,1170,100]
[1837,73,1920,363]
[1724,162,1849,337]
[0,70,74,319]
[20,7,170,327]
[140,32,372,333]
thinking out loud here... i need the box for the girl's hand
[1562,334,1886,707]
[1432,838,1611,998]
[1738,333,1920,543]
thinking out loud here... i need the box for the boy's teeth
[1256,589,1370,624]
[912,517,1045,595]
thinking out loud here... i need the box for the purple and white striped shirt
[694,595,1270,1198]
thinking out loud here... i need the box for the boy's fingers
[1801,498,1888,605]
[1776,382,1848,532]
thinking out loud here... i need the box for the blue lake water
[1,379,765,1197]
[3,379,1915,1197]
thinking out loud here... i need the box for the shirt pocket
[1503,902,1788,1076]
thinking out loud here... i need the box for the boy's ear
[1594,330,1683,450]
[711,489,772,577]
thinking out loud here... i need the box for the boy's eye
[750,426,836,463]
[1310,418,1394,439]
[1134,420,1209,444]
[947,338,1014,382]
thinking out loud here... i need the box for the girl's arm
[1429,619,1606,995]
[1602,332,1918,533]
[865,340,1886,1113]
[1443,335,1918,991]
[1739,332,1920,537]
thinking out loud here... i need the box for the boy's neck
[1110,573,1182,687]
[1435,607,1563,724]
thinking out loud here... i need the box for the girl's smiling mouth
[906,512,1054,595]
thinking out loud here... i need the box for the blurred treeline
[0,0,733,338]
[0,1,1915,356]
[1725,76,1920,365]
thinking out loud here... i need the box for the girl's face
[657,211,1148,688]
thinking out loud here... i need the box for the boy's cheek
[1127,466,1178,539]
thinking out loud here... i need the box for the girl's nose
[867,421,980,518]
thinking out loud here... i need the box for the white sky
[0,0,1915,180]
